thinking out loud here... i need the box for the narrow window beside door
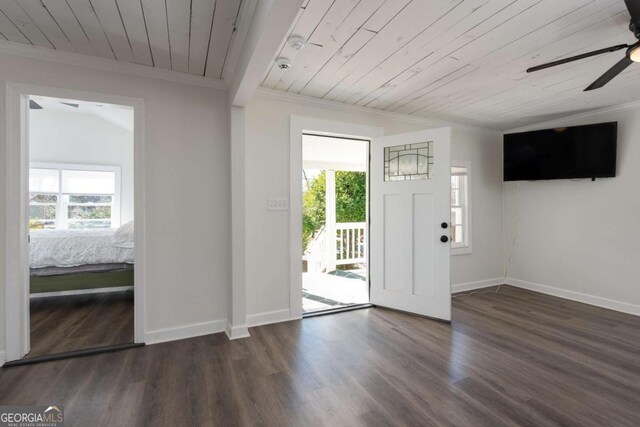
[451,162,471,254]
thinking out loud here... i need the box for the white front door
[370,128,451,321]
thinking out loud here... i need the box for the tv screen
[503,122,617,181]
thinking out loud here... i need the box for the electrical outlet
[267,198,289,211]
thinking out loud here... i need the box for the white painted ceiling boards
[0,0,242,78]
[2,0,638,129]
[262,0,640,129]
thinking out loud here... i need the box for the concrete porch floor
[302,268,369,313]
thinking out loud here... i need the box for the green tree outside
[302,170,366,252]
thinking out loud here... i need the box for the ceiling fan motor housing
[630,19,640,39]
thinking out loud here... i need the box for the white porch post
[325,170,337,273]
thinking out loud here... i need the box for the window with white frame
[29,164,120,230]
[451,163,470,252]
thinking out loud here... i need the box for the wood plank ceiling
[0,0,242,79]
[262,0,640,129]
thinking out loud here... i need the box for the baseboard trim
[144,319,227,345]
[505,277,640,316]
[246,309,301,328]
[225,323,250,340]
[451,277,503,294]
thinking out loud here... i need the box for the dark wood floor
[3,285,640,426]
[29,290,134,357]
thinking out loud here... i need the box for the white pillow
[113,221,134,248]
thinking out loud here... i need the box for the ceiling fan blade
[526,44,629,73]
[584,55,634,91]
[625,0,640,30]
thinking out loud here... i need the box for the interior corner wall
[244,94,504,322]
[29,109,135,224]
[503,107,640,313]
[0,53,231,354]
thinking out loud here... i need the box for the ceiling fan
[527,0,640,91]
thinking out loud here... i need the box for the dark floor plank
[1,285,640,426]
[28,291,134,357]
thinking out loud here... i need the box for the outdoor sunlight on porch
[302,134,369,313]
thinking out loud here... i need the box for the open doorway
[26,95,135,358]
[301,133,369,314]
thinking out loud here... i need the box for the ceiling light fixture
[276,57,292,70]
[288,35,306,50]
[628,42,640,62]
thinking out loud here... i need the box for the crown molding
[506,98,640,133]
[254,87,502,137]
[0,40,228,91]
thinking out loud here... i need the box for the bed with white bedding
[30,228,134,269]
[30,227,134,294]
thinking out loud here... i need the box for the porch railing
[304,222,367,273]
[335,222,366,266]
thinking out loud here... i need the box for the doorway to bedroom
[26,95,135,358]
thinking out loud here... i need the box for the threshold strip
[3,342,144,367]
[303,303,373,318]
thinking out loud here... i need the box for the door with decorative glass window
[370,128,451,320]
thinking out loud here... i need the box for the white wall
[504,106,640,314]
[244,92,503,321]
[29,109,134,224]
[450,128,505,287]
[0,53,231,354]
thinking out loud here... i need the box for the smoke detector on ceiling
[276,57,292,70]
[288,35,306,50]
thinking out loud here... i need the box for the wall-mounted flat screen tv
[503,122,617,181]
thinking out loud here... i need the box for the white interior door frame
[4,83,146,362]
[289,116,382,318]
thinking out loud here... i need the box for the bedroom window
[29,164,120,230]
[451,162,471,255]
[67,195,114,229]
[29,193,58,229]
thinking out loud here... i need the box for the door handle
[440,235,449,243]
